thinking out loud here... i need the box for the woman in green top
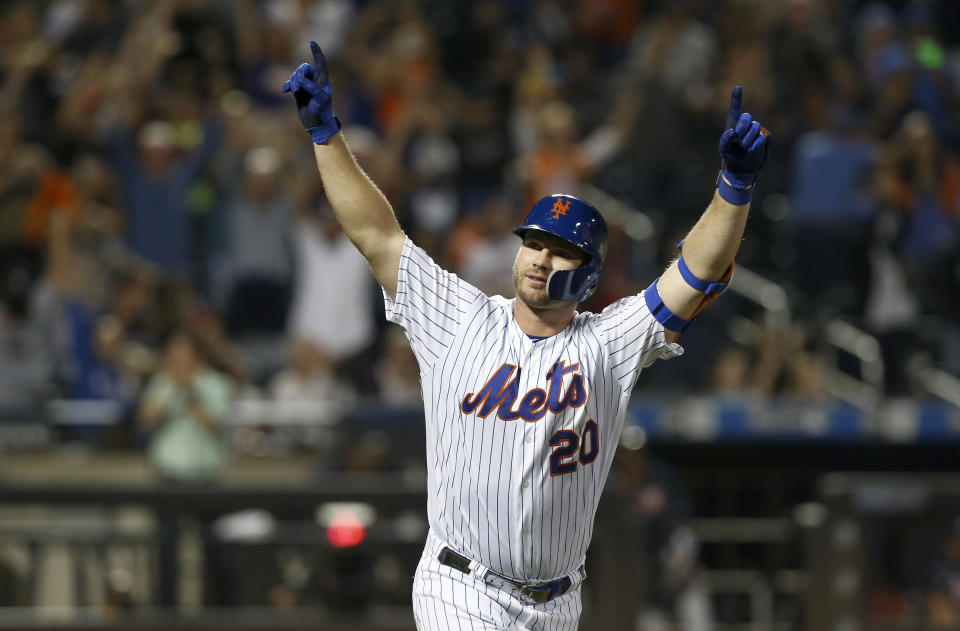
[137,330,234,481]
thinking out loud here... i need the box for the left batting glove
[717,86,770,205]
[282,41,342,145]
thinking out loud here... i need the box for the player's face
[513,232,584,308]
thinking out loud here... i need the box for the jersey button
[521,527,529,535]
[525,435,532,443]
[522,481,528,489]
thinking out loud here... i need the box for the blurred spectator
[890,112,959,313]
[222,337,353,460]
[26,183,129,399]
[857,2,903,90]
[520,100,591,200]
[0,259,50,420]
[709,345,757,396]
[47,0,125,56]
[110,118,222,280]
[234,0,299,108]
[137,330,234,482]
[176,284,254,385]
[270,338,353,406]
[516,89,635,206]
[784,351,829,399]
[510,41,563,157]
[453,86,511,206]
[404,102,461,241]
[862,150,923,394]
[0,142,56,260]
[787,108,876,315]
[220,147,294,340]
[900,2,960,141]
[708,321,827,399]
[453,195,518,297]
[573,0,640,62]
[67,271,159,430]
[287,202,376,392]
[628,3,717,103]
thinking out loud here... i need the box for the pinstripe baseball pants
[412,530,583,631]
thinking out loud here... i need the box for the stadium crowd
[0,0,958,454]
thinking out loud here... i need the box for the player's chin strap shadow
[547,266,599,302]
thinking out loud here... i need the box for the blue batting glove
[716,86,770,205]
[282,41,341,145]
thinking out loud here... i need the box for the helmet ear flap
[547,265,599,302]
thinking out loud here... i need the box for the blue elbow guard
[675,239,733,297]
[644,279,691,334]
[678,255,731,296]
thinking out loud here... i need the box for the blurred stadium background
[0,0,959,629]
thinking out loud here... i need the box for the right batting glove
[282,41,341,145]
[717,86,770,205]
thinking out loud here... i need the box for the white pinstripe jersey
[384,237,681,581]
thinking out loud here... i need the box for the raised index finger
[726,86,743,130]
[310,41,329,85]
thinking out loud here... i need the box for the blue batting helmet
[513,194,608,302]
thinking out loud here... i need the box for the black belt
[437,547,574,604]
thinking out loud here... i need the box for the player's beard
[513,259,553,309]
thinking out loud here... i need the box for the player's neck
[512,299,576,337]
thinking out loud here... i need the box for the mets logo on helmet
[551,198,571,220]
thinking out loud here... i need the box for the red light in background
[327,512,366,548]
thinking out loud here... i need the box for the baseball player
[284,42,769,630]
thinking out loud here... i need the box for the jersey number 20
[549,419,599,476]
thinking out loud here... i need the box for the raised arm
[283,42,405,298]
[650,86,771,342]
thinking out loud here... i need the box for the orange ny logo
[551,198,571,220]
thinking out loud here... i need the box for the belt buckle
[482,573,537,604]
[483,571,571,605]
[519,583,553,605]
